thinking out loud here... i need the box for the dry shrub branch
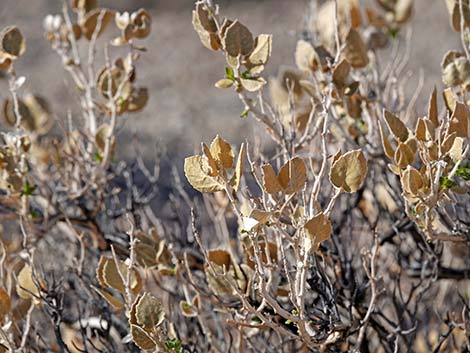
[1,0,470,352]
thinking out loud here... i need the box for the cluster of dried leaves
[2,0,470,352]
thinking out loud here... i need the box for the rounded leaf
[0,26,25,58]
[223,20,254,57]
[329,149,367,192]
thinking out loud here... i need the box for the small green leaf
[21,180,37,196]
[225,66,235,80]
[456,166,470,181]
[240,109,249,118]
[241,70,252,79]
[439,176,456,189]
[388,28,400,38]
[93,152,103,163]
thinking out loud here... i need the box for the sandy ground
[0,0,461,161]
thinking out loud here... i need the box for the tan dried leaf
[96,256,141,294]
[135,292,165,330]
[0,26,25,59]
[231,143,245,191]
[16,264,41,300]
[240,77,266,92]
[207,249,231,268]
[247,34,272,67]
[184,155,224,193]
[450,0,470,31]
[205,249,235,296]
[379,121,395,158]
[384,110,409,142]
[215,78,234,89]
[210,135,234,169]
[443,87,457,111]
[245,242,278,269]
[295,40,317,71]
[261,164,282,194]
[394,142,415,169]
[192,9,221,51]
[81,9,115,40]
[278,157,307,194]
[449,136,464,162]
[196,4,217,32]
[442,132,457,155]
[223,20,254,57]
[394,0,413,23]
[127,87,149,113]
[93,287,125,310]
[449,101,469,138]
[304,213,332,253]
[130,9,152,39]
[415,118,428,142]
[401,167,425,195]
[332,59,351,89]
[0,53,12,71]
[343,28,369,68]
[130,324,157,350]
[428,87,439,127]
[329,149,367,193]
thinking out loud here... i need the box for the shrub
[2,0,470,352]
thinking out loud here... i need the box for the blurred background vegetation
[0,0,459,161]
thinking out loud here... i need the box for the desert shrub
[2,0,470,352]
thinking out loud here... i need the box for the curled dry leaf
[379,120,395,159]
[304,212,332,253]
[192,4,220,51]
[329,149,367,193]
[441,50,470,87]
[184,155,223,193]
[96,256,142,295]
[185,136,244,193]
[384,110,409,142]
[246,34,272,68]
[230,142,245,191]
